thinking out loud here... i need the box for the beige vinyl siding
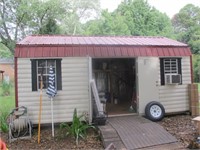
[17,57,90,124]
[158,57,191,113]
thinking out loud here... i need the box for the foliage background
[1,0,200,81]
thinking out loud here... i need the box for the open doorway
[92,58,137,115]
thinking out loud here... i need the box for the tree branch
[14,13,26,41]
[0,0,12,40]
[39,7,50,28]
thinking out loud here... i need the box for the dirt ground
[1,126,103,150]
[1,114,199,150]
[158,114,199,149]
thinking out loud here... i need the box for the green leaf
[59,108,94,145]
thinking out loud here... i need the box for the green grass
[197,83,200,93]
[0,84,15,132]
[0,85,15,113]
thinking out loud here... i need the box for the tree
[59,0,100,35]
[172,4,200,54]
[0,43,12,58]
[83,19,102,35]
[0,0,24,54]
[83,0,174,37]
[193,55,200,82]
[0,0,100,55]
[115,0,174,37]
[39,18,60,35]
[0,0,63,54]
[83,10,130,35]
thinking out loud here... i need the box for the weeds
[0,82,14,133]
[60,108,94,145]
[0,107,9,133]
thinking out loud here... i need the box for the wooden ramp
[99,116,183,150]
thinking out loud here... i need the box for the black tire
[145,101,165,121]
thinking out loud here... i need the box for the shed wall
[17,57,90,124]
[158,57,191,113]
[138,56,191,114]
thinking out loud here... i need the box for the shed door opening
[92,58,137,115]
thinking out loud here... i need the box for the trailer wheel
[145,101,165,121]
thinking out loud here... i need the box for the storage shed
[15,35,192,124]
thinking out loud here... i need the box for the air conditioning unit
[165,74,181,84]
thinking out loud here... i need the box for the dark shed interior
[92,58,137,115]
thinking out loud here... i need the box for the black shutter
[31,59,37,91]
[160,58,165,85]
[56,59,62,90]
[178,58,182,84]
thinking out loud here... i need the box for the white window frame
[163,58,178,75]
[36,59,57,90]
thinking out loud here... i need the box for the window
[31,59,62,91]
[160,58,182,85]
[164,59,178,74]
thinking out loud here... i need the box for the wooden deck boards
[99,116,183,150]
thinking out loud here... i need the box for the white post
[90,79,104,115]
[88,57,93,123]
[51,97,54,137]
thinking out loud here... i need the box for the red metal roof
[15,35,191,58]
[18,35,187,46]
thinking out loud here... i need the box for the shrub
[60,108,94,145]
[1,81,12,96]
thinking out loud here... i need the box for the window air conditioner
[165,74,181,84]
